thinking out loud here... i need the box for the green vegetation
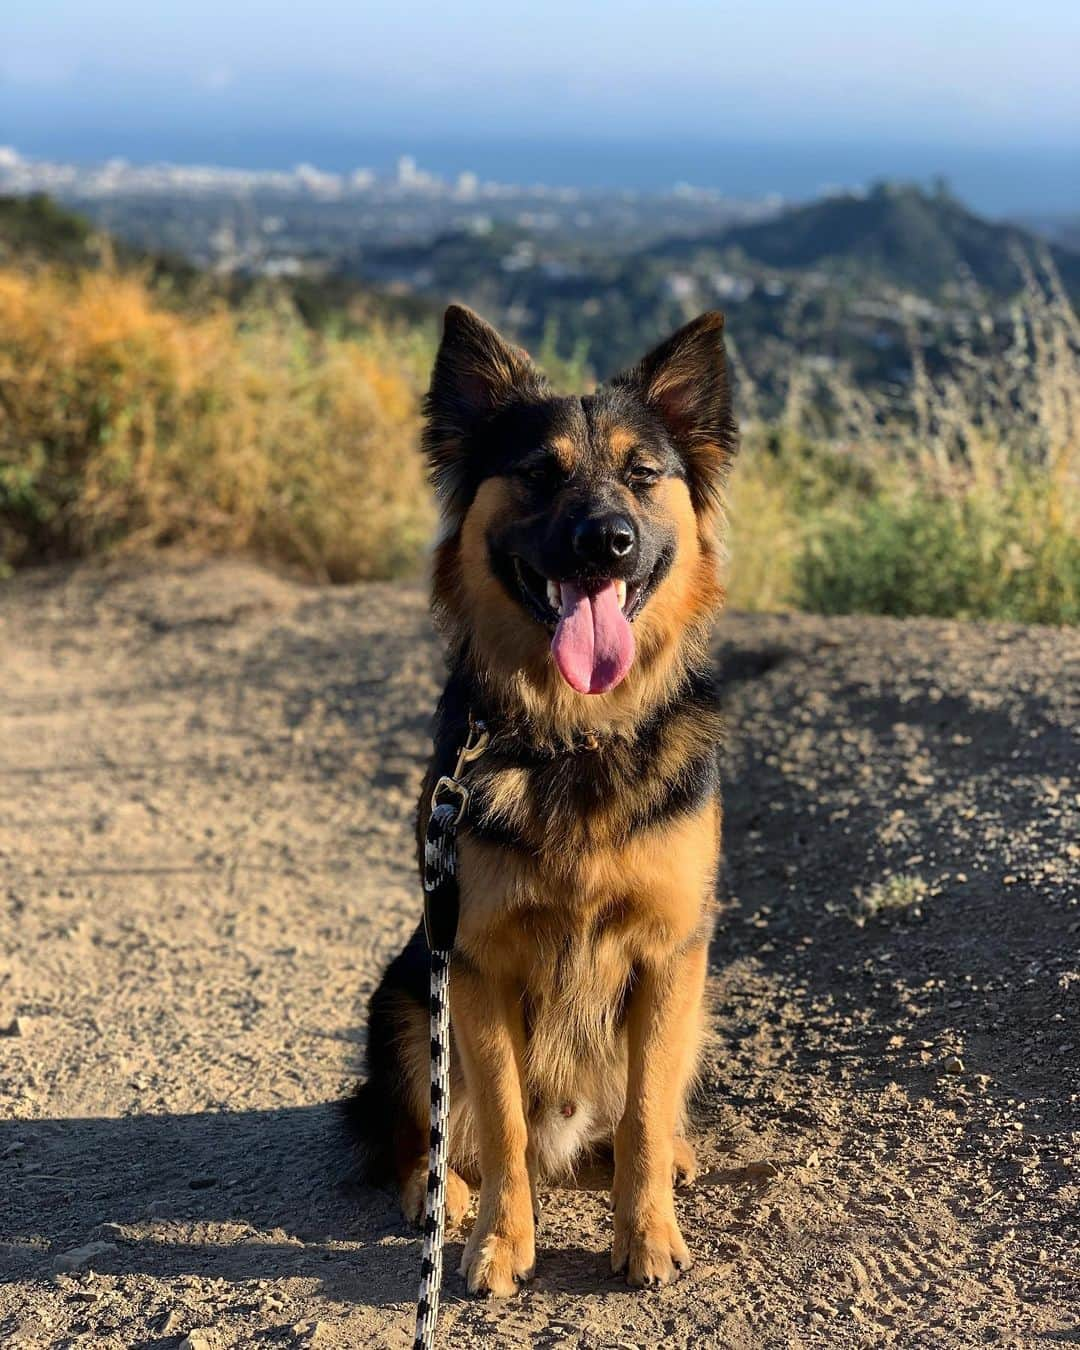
[727,257,1080,624]
[731,449,1079,625]
[360,183,1080,390]
[1,199,1076,624]
[854,873,929,923]
[0,193,96,266]
[799,488,1078,624]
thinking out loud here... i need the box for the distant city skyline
[3,138,1079,218]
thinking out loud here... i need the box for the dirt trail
[1,558,1077,1349]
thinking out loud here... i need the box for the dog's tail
[342,922,431,1182]
[339,1078,394,1178]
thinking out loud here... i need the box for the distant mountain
[650,182,1080,298]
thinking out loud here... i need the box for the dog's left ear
[615,311,737,512]
[423,304,548,515]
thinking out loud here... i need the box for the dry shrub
[0,266,435,580]
[2,257,1076,624]
[726,255,1080,623]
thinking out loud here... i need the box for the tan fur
[604,424,640,467]
[442,475,722,750]
[449,801,717,1291]
[388,795,719,1291]
[393,336,730,1291]
[549,433,581,472]
[401,1161,472,1229]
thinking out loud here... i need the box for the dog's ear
[423,304,548,513]
[614,311,737,513]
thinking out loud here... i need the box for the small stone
[744,1159,779,1180]
[0,1017,22,1037]
[290,1322,331,1346]
[942,1055,964,1075]
[180,1332,215,1350]
[52,1241,118,1273]
[188,1176,218,1190]
[157,1309,184,1335]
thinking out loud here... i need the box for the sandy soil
[1,557,1077,1349]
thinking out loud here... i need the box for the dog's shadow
[0,1106,674,1309]
[0,1103,421,1307]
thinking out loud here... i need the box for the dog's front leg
[612,939,707,1286]
[451,962,535,1296]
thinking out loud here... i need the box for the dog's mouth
[511,552,671,695]
[512,558,646,629]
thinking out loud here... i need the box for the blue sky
[5,0,1079,151]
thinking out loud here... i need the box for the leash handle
[413,946,452,1350]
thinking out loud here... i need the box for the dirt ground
[1,557,1077,1349]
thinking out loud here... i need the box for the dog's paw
[401,1164,471,1229]
[672,1136,697,1188]
[460,1224,535,1297]
[611,1211,693,1288]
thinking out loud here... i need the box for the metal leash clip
[430,718,489,826]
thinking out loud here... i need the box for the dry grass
[1,258,1076,623]
[0,266,435,580]
[726,255,1080,624]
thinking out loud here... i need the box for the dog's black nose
[572,514,639,570]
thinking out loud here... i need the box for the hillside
[0,194,100,267]
[652,182,1080,297]
[0,193,430,333]
[0,193,205,292]
[1,191,1076,623]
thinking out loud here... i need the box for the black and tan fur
[347,304,736,1293]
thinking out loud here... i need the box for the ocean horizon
[5,129,1079,218]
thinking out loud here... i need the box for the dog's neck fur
[436,624,719,768]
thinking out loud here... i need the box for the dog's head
[426,305,736,713]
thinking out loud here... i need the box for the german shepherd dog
[348,304,736,1294]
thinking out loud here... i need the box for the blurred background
[2,0,1078,621]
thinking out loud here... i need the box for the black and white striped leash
[414,719,489,1350]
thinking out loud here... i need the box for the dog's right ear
[423,305,547,514]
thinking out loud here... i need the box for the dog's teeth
[614,580,627,611]
[546,580,562,614]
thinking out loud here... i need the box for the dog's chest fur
[414,666,723,1168]
[440,690,722,1111]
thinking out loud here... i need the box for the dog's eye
[519,458,561,486]
[626,463,661,487]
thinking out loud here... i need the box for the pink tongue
[551,581,636,694]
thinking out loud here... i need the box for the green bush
[797,487,1080,624]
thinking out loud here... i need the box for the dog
[347,303,736,1294]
